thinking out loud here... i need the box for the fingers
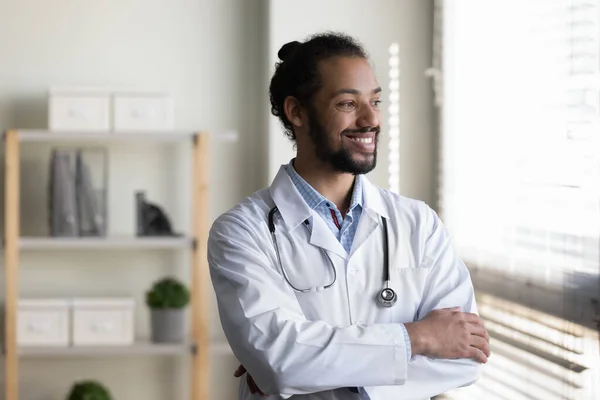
[233,364,246,377]
[470,335,491,358]
[462,312,484,324]
[235,365,267,397]
[247,374,266,397]
[468,322,490,343]
[470,346,489,364]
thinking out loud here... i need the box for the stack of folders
[49,148,107,237]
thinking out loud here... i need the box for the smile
[347,137,373,144]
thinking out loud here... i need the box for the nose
[357,103,380,128]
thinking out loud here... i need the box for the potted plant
[146,276,190,343]
[66,380,112,400]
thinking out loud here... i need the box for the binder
[48,147,107,237]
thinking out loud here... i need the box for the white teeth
[348,137,373,144]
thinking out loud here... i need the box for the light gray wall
[0,0,268,399]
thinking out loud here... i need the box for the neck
[293,154,356,216]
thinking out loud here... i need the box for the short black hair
[269,31,368,141]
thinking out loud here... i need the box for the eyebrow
[332,87,382,97]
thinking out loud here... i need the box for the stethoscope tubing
[268,206,396,307]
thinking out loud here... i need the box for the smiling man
[208,32,489,400]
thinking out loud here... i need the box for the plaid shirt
[286,160,363,254]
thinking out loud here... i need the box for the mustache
[342,126,380,135]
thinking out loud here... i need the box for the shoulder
[208,187,273,244]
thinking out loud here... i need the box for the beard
[306,106,379,175]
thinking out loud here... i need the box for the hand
[234,364,267,397]
[405,307,491,363]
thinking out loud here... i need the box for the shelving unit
[18,236,193,250]
[2,129,212,400]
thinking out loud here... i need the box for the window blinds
[435,1,600,398]
[439,0,600,329]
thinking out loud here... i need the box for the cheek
[325,112,353,137]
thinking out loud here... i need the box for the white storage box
[112,90,174,132]
[17,299,70,347]
[48,87,111,132]
[72,298,135,346]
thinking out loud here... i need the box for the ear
[283,96,306,128]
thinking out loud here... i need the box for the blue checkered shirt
[286,160,412,397]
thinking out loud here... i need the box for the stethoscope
[267,206,398,308]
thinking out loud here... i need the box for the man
[208,32,490,400]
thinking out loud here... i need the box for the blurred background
[0,0,599,399]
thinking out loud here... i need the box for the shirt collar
[287,159,364,212]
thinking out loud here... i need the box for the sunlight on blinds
[442,0,600,294]
[438,0,600,398]
[439,294,600,400]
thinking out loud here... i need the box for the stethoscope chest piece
[377,286,397,308]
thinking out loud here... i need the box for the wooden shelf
[16,236,193,250]
[2,129,212,400]
[17,340,193,357]
[3,129,196,143]
[11,339,232,358]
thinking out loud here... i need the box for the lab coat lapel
[269,165,312,231]
[349,176,390,257]
[269,164,347,260]
[308,213,347,260]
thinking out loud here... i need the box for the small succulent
[145,276,190,309]
[66,380,112,400]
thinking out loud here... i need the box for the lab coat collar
[268,165,345,259]
[269,165,314,232]
[361,174,390,220]
[269,164,390,259]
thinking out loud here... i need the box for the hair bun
[278,41,302,61]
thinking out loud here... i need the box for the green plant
[66,380,112,400]
[145,276,190,309]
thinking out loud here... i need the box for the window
[434,0,600,398]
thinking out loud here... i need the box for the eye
[372,99,382,108]
[337,100,355,109]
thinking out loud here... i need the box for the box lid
[72,297,135,308]
[49,85,112,96]
[18,298,71,308]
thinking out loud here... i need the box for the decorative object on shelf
[48,149,79,236]
[71,298,135,346]
[135,191,181,236]
[66,379,113,400]
[146,277,190,343]
[75,148,108,236]
[49,147,108,237]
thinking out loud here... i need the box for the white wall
[266,0,436,205]
[0,0,268,399]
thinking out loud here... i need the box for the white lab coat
[208,165,482,400]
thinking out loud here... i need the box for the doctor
[208,32,490,400]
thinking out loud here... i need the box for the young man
[208,32,490,400]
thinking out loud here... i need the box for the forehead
[316,56,379,96]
